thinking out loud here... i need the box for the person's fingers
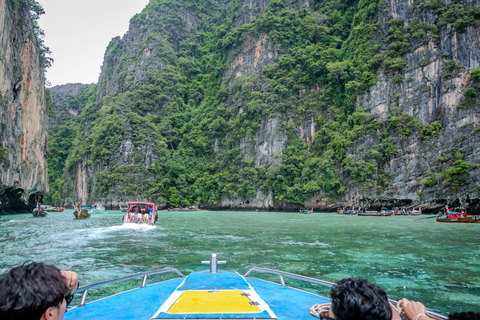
[60,271,79,290]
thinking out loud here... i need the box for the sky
[38,0,149,86]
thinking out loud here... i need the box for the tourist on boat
[328,278,401,320]
[401,298,480,320]
[148,206,154,223]
[0,262,78,320]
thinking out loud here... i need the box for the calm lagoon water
[1,210,479,315]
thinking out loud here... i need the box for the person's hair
[449,312,480,320]
[330,278,392,320]
[0,262,69,320]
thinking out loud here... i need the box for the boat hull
[73,210,91,219]
[436,217,474,223]
[358,212,393,216]
[45,207,65,212]
[64,270,329,320]
[32,210,46,217]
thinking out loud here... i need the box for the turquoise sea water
[0,210,479,315]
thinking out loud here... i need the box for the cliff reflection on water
[0,210,479,315]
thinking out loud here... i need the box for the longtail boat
[74,206,91,219]
[45,206,65,212]
[358,208,393,216]
[32,206,47,217]
[409,207,422,216]
[436,212,474,223]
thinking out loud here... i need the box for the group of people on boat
[337,206,365,214]
[123,202,157,224]
[435,205,479,223]
[33,204,47,217]
[73,202,91,219]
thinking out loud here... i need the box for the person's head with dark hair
[328,278,393,320]
[449,312,480,320]
[0,262,70,320]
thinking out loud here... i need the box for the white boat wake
[119,223,157,231]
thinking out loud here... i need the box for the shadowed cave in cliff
[0,186,43,214]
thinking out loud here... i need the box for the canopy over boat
[123,201,157,224]
[436,212,477,223]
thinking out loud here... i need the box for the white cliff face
[0,1,48,211]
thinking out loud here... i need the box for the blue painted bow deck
[65,270,330,320]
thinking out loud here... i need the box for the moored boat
[64,253,447,320]
[436,212,474,223]
[45,206,65,212]
[123,201,157,224]
[409,207,422,216]
[168,206,198,211]
[358,208,393,216]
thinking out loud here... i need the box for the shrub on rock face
[471,67,480,81]
[465,87,477,99]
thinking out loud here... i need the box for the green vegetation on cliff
[46,0,479,208]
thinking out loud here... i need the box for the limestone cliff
[52,0,480,213]
[213,0,480,212]
[347,0,480,211]
[0,0,48,213]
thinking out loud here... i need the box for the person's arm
[60,270,79,291]
[401,298,434,320]
[391,305,402,320]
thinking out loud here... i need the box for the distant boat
[45,206,65,212]
[409,207,422,216]
[168,206,198,212]
[436,212,475,223]
[358,208,393,216]
[299,208,312,214]
[123,201,157,225]
[74,206,91,219]
[32,206,47,217]
[91,203,105,214]
[119,205,128,212]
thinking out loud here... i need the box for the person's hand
[60,270,79,291]
[401,298,431,320]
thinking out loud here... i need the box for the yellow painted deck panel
[167,290,261,314]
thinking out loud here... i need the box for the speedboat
[64,254,447,320]
[123,201,158,224]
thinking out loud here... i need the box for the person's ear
[41,306,55,320]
